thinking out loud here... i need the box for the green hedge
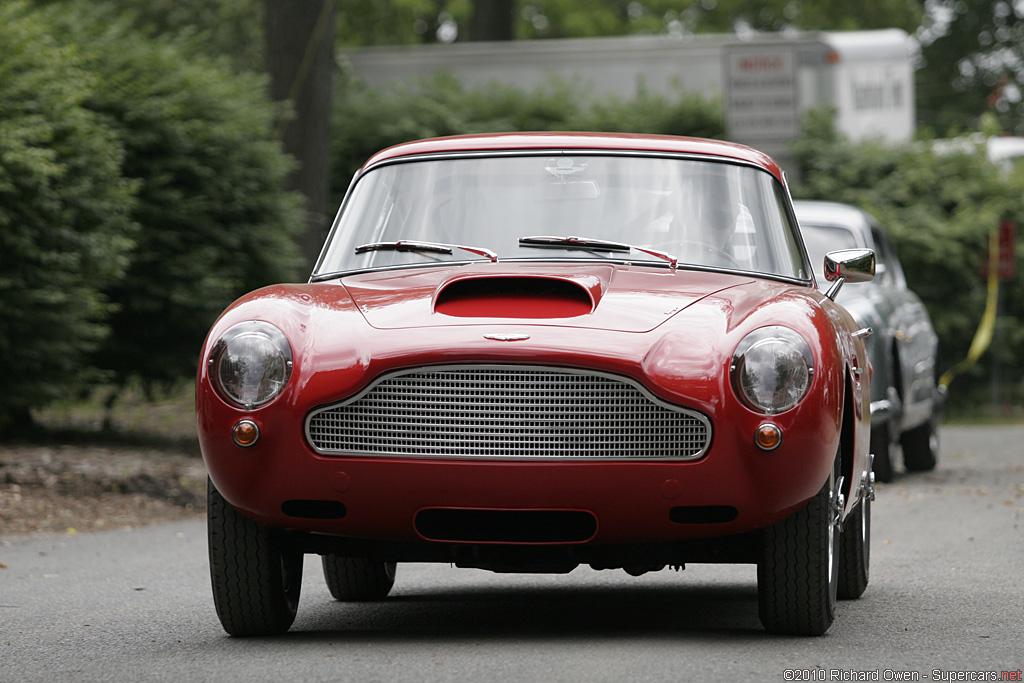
[790,109,1024,412]
[0,3,138,431]
[44,3,306,392]
[0,2,305,430]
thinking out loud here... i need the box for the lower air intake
[415,508,598,543]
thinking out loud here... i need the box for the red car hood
[341,263,755,333]
[205,263,835,422]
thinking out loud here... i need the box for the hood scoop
[343,263,751,332]
[435,276,593,319]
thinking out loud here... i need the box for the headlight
[731,327,814,415]
[210,321,293,408]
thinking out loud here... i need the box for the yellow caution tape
[939,229,1000,389]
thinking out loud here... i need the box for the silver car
[795,200,941,481]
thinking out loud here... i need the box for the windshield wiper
[355,240,498,263]
[518,235,677,269]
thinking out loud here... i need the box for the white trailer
[342,29,916,173]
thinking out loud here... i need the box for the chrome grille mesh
[305,366,710,460]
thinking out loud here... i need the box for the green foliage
[577,86,725,140]
[0,3,139,431]
[331,73,725,200]
[338,0,472,46]
[37,3,306,391]
[516,0,634,38]
[333,1,927,43]
[917,0,1024,136]
[1,1,304,422]
[30,0,265,71]
[121,0,265,71]
[790,109,1024,411]
[534,0,924,36]
[721,0,923,33]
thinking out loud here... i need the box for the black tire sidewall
[207,479,302,636]
[757,469,839,636]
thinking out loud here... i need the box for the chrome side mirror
[823,248,875,300]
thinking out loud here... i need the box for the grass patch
[21,381,199,455]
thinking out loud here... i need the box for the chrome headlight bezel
[731,326,815,415]
[209,321,293,409]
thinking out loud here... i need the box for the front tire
[208,479,303,636]
[322,556,396,601]
[758,468,840,636]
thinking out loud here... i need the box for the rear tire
[837,495,870,600]
[208,480,303,636]
[901,419,938,472]
[870,421,895,483]
[322,556,396,601]
[758,464,840,636]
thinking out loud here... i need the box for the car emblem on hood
[483,333,531,342]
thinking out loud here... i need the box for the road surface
[1,425,1021,682]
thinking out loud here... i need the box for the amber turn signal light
[754,423,782,451]
[232,419,260,447]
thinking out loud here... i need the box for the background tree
[917,0,1024,135]
[336,0,471,45]
[508,0,924,38]
[469,0,515,40]
[0,3,138,432]
[265,0,338,268]
[41,2,305,396]
[28,0,265,72]
[48,0,342,271]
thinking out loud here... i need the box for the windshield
[315,153,810,280]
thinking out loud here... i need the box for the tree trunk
[468,0,515,41]
[264,0,337,273]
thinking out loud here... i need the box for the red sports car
[197,132,876,637]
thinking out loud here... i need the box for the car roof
[793,200,874,236]
[361,132,786,182]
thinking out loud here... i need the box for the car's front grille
[305,365,710,460]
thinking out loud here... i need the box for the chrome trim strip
[310,257,812,285]
[305,364,712,461]
[360,148,768,176]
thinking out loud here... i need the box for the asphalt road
[2,425,1021,683]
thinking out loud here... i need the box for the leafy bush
[0,3,138,432]
[331,73,725,201]
[42,3,306,391]
[29,0,264,72]
[574,85,725,141]
[790,109,1024,412]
